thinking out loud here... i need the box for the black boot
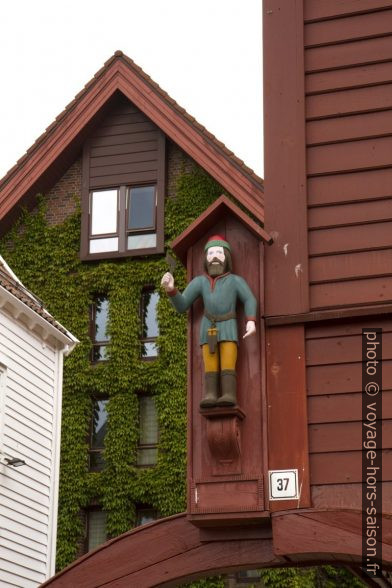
[200,372,219,408]
[216,370,237,406]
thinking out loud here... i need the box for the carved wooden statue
[161,235,257,408]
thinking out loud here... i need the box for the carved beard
[207,257,225,277]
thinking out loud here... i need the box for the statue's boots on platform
[216,370,237,406]
[200,372,219,408]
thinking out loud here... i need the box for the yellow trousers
[202,342,237,373]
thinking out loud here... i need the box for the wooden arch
[41,511,392,587]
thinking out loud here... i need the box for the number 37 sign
[268,469,299,500]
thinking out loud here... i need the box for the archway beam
[42,511,392,587]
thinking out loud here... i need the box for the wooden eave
[0,259,78,350]
[171,194,272,265]
[0,51,264,229]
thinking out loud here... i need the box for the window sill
[80,244,164,262]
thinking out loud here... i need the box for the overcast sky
[0,0,263,181]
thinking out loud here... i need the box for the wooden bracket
[200,406,245,475]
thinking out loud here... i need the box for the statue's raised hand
[161,272,175,293]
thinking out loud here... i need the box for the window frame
[136,393,159,467]
[85,507,108,553]
[88,396,108,472]
[80,133,165,261]
[90,294,110,363]
[135,504,158,527]
[140,286,159,360]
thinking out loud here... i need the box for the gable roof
[0,51,264,232]
[171,195,272,265]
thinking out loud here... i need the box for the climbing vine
[0,166,220,572]
[0,165,363,587]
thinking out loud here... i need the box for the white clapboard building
[0,256,77,587]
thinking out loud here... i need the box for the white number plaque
[269,469,299,500]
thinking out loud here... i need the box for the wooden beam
[263,0,309,316]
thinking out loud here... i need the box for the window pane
[90,237,119,253]
[127,233,156,250]
[94,297,109,343]
[142,291,159,338]
[89,452,105,472]
[91,399,108,449]
[137,447,158,466]
[137,396,158,467]
[141,341,158,358]
[92,345,109,362]
[91,190,118,235]
[139,396,158,445]
[128,186,155,230]
[136,508,157,526]
[88,510,107,551]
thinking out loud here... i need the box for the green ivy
[0,166,220,573]
[0,167,362,587]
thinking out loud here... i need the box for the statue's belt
[204,311,236,353]
[204,311,236,325]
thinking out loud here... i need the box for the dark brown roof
[0,51,264,228]
[0,258,71,338]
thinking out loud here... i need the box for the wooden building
[264,0,392,514]
[0,51,266,586]
[0,257,77,587]
[2,2,392,579]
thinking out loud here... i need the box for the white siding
[0,310,62,587]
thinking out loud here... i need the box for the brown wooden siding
[85,95,161,190]
[306,319,392,511]
[304,2,392,309]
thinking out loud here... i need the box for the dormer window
[87,185,158,255]
[80,96,166,260]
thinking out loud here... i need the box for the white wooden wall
[0,309,63,587]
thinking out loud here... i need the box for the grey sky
[0,0,263,180]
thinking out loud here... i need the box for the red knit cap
[204,234,231,252]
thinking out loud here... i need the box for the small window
[140,288,159,359]
[86,509,107,551]
[90,295,110,362]
[89,398,108,471]
[135,505,157,527]
[235,570,262,584]
[83,184,163,259]
[137,395,158,466]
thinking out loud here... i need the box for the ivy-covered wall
[0,152,363,587]
[0,162,222,571]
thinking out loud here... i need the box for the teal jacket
[169,273,257,345]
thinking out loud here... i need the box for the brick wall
[42,141,196,227]
[166,140,196,199]
[44,157,82,226]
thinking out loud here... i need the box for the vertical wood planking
[263,0,309,317]
[266,325,310,511]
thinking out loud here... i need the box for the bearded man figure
[161,235,257,408]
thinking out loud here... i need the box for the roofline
[0,255,78,350]
[0,51,264,226]
[171,194,272,265]
[0,284,78,351]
